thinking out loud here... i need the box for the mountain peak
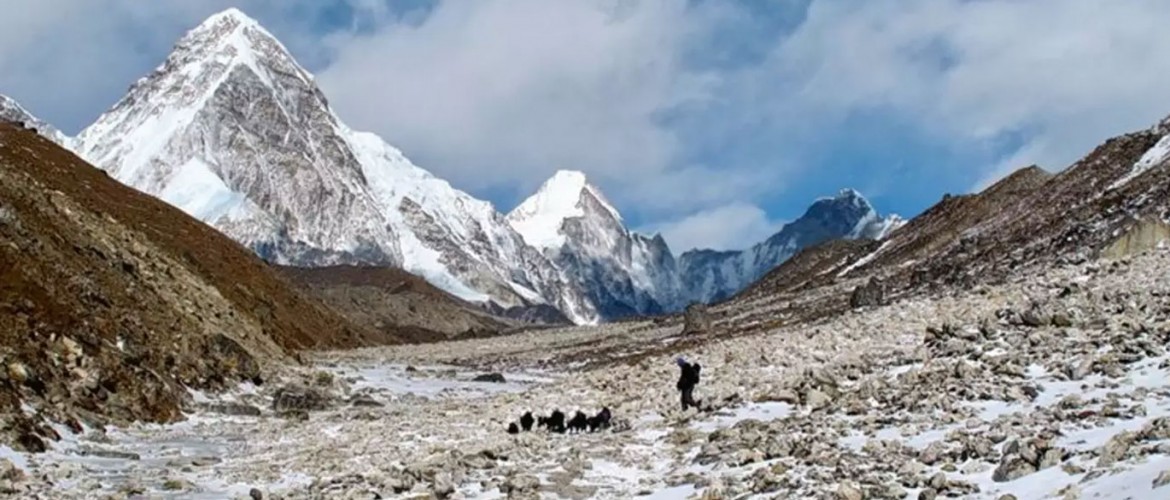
[75,8,317,185]
[506,170,623,249]
[201,7,259,29]
[173,7,290,74]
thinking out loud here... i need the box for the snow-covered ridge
[0,95,72,149]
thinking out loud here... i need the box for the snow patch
[690,402,794,432]
[1108,133,1170,190]
[837,241,890,277]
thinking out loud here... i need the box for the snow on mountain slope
[0,95,72,149]
[343,131,596,321]
[508,170,681,319]
[506,172,901,317]
[69,8,599,318]
[74,8,403,268]
[508,170,623,249]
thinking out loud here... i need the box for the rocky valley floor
[5,250,1170,499]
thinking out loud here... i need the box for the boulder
[206,403,262,417]
[992,456,1037,482]
[350,394,384,407]
[1153,470,1170,489]
[850,277,886,309]
[272,384,332,412]
[682,303,712,335]
[472,373,506,383]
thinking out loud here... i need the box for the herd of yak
[506,407,612,434]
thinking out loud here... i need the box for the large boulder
[682,303,712,335]
[472,373,506,383]
[271,384,332,413]
[850,277,886,309]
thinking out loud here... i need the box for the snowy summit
[507,170,623,250]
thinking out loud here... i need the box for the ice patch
[641,484,697,499]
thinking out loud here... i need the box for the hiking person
[675,357,701,411]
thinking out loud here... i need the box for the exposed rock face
[677,189,903,304]
[681,303,712,335]
[508,176,902,320]
[850,277,886,308]
[1100,217,1170,259]
[507,170,680,321]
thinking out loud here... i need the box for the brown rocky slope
[715,114,1170,340]
[0,123,397,450]
[276,265,519,343]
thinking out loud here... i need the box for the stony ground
[4,249,1170,499]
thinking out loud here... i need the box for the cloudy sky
[3,0,1170,253]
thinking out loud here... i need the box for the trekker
[675,357,701,411]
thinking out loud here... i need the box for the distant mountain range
[1,8,903,324]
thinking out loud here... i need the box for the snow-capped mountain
[36,7,900,324]
[676,189,903,303]
[0,95,71,148]
[507,173,903,313]
[71,8,595,323]
[507,171,682,318]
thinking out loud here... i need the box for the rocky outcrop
[681,303,712,335]
[1100,218,1170,260]
[850,277,886,308]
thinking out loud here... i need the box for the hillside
[275,265,518,343]
[0,123,396,450]
[706,114,1170,343]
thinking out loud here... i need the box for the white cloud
[753,0,1170,190]
[647,202,784,252]
[317,0,733,204]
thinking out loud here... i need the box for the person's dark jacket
[677,361,701,391]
